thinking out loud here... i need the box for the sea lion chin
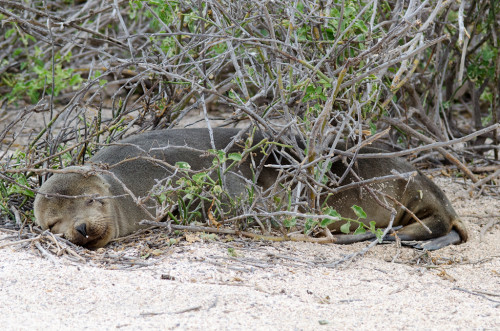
[33,167,120,249]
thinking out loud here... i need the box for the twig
[322,209,397,268]
[469,169,500,196]
[382,117,480,183]
[0,236,41,248]
[34,241,59,264]
[453,287,500,306]
[480,219,500,242]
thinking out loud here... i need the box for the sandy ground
[0,177,499,330]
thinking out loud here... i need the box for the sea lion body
[34,128,468,249]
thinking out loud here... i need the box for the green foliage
[0,152,36,221]
[316,205,384,241]
[467,44,498,83]
[227,247,237,257]
[283,217,297,228]
[155,149,247,224]
[320,208,341,227]
[304,217,317,234]
[351,205,367,219]
[1,0,494,246]
[1,48,82,104]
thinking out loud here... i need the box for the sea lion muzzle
[75,223,88,238]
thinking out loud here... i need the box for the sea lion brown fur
[34,128,468,249]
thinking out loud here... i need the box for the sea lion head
[34,167,118,249]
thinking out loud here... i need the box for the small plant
[1,47,82,104]
[153,149,248,225]
[0,152,36,223]
[227,247,237,257]
[304,205,384,242]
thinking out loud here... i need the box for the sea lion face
[34,169,118,249]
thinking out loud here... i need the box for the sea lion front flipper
[411,230,462,251]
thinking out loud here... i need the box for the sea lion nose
[75,223,88,238]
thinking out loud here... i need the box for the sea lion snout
[75,223,88,238]
[65,219,113,248]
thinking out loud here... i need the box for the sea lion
[34,128,468,249]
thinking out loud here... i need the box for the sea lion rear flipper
[332,226,403,244]
[409,230,462,251]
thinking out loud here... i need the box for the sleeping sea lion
[34,128,468,249]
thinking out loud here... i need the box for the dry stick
[46,231,64,253]
[379,191,432,234]
[272,128,390,174]
[340,35,448,89]
[469,169,500,195]
[61,245,86,262]
[139,221,336,244]
[343,123,500,159]
[382,117,479,183]
[0,169,126,201]
[453,287,500,306]
[480,219,500,243]
[0,237,41,249]
[0,0,127,48]
[0,107,33,161]
[140,220,399,246]
[9,206,21,227]
[34,241,58,264]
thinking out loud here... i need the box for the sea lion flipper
[411,230,462,251]
[386,214,451,242]
[332,226,403,244]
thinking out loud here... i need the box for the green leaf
[209,149,226,164]
[353,223,366,235]
[324,207,341,218]
[213,185,222,195]
[369,121,376,135]
[228,152,242,161]
[340,222,351,234]
[320,218,334,227]
[175,161,191,170]
[283,217,296,228]
[69,74,83,86]
[5,28,15,39]
[351,205,367,219]
[320,207,341,227]
[192,172,207,183]
[304,218,317,233]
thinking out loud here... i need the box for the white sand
[1,177,499,330]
